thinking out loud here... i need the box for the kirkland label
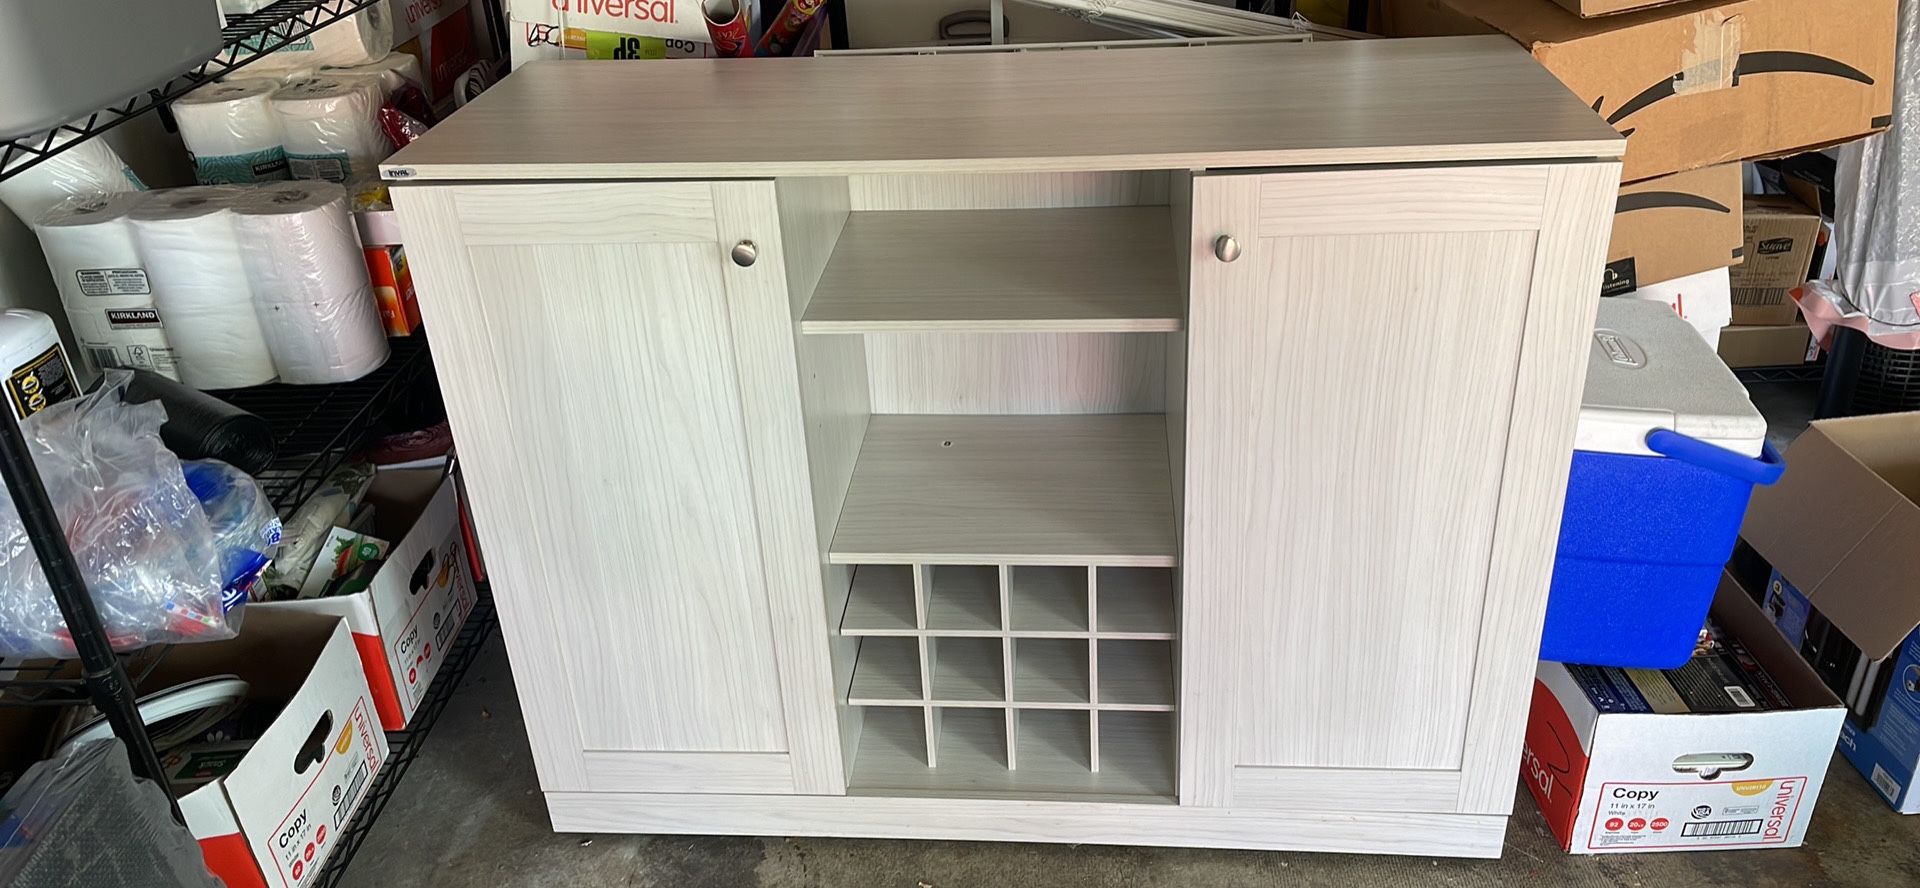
[287,152,352,183]
[192,147,291,184]
[105,308,163,329]
[1586,777,1807,851]
[76,267,150,297]
[5,345,77,420]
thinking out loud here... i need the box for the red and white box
[165,610,388,888]
[1520,573,1844,854]
[259,469,478,729]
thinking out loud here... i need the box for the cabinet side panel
[774,176,868,785]
[865,333,1165,414]
[391,186,591,790]
[1455,162,1621,814]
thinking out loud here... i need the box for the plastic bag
[0,739,222,887]
[182,459,282,611]
[0,371,231,659]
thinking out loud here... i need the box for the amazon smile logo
[1592,51,1876,137]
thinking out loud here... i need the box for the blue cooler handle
[1644,429,1786,486]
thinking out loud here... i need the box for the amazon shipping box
[1605,163,1744,294]
[1440,0,1896,182]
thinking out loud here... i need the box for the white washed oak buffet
[381,35,1625,857]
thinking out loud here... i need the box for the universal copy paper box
[507,0,716,67]
[1742,412,1920,812]
[162,610,388,888]
[1605,163,1743,295]
[1521,575,1844,853]
[258,469,478,730]
[1441,0,1896,182]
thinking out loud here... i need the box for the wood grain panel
[582,752,796,794]
[465,239,788,754]
[545,792,1510,857]
[1231,766,1462,814]
[711,180,844,793]
[864,333,1165,415]
[1455,162,1621,815]
[390,186,591,791]
[830,415,1178,566]
[451,182,715,245]
[1183,167,1549,806]
[775,176,868,786]
[801,208,1180,334]
[1255,166,1547,236]
[386,37,1622,180]
[848,172,1171,210]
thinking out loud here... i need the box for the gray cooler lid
[1580,299,1767,458]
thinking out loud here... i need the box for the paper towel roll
[175,80,290,185]
[33,193,182,381]
[129,187,277,389]
[245,3,394,69]
[231,182,389,383]
[325,52,423,99]
[271,76,392,183]
[0,130,146,223]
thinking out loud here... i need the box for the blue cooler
[1540,300,1784,668]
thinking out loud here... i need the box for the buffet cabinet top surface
[383,36,1624,181]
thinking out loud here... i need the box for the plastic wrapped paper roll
[324,52,423,99]
[270,76,392,182]
[232,182,389,383]
[244,3,393,69]
[128,187,277,389]
[0,130,146,223]
[33,193,182,381]
[174,80,290,185]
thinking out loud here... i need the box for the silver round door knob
[731,240,758,267]
[1214,235,1241,263]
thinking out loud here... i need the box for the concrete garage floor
[342,382,1920,887]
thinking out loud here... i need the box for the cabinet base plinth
[543,791,1508,857]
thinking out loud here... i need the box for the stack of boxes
[1380,0,1895,362]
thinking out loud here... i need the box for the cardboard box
[161,609,389,888]
[1374,0,1496,36]
[1742,412,1920,811]
[1441,0,1897,182]
[1717,322,1816,368]
[1606,163,1744,294]
[1549,0,1688,17]
[1731,195,1821,325]
[1521,574,1845,853]
[258,469,478,730]
[354,209,421,337]
[390,0,484,105]
[507,0,716,68]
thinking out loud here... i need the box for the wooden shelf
[1012,639,1091,706]
[1097,640,1175,710]
[847,707,1174,803]
[799,208,1181,334]
[925,566,1002,633]
[829,415,1178,567]
[929,637,1006,703]
[1095,568,1176,639]
[1008,566,1090,634]
[841,565,918,635]
[848,638,923,705]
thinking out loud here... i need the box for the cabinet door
[1180,165,1618,813]
[393,181,841,796]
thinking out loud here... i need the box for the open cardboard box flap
[1742,413,1920,660]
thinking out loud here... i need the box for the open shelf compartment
[799,207,1181,335]
[829,415,1178,567]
